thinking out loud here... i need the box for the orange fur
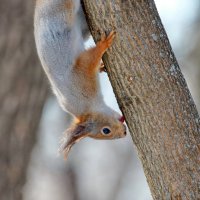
[36,0,75,25]
[64,0,76,25]
[65,0,73,10]
[74,31,115,75]
[76,114,89,123]
[73,31,115,96]
[75,112,125,140]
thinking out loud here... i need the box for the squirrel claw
[107,30,116,40]
[100,33,106,41]
[99,67,107,73]
[99,62,107,72]
[104,31,116,48]
[99,31,116,49]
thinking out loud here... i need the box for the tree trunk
[0,0,48,199]
[82,0,200,199]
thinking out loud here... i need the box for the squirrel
[34,0,126,157]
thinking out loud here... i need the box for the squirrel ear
[59,124,89,159]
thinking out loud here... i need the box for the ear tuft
[59,124,89,159]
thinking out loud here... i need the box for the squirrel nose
[119,116,125,123]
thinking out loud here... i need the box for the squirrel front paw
[98,31,116,72]
[98,31,116,50]
[99,62,107,73]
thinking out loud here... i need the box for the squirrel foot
[99,62,107,72]
[98,31,116,72]
[98,30,116,51]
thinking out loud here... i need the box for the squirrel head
[60,113,126,158]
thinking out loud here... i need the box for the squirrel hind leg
[65,0,80,13]
[65,0,81,25]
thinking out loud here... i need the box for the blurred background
[0,0,200,200]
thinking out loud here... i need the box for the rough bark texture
[0,0,48,199]
[82,0,200,199]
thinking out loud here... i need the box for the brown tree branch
[82,0,200,199]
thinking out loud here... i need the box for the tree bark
[0,0,48,199]
[82,0,200,199]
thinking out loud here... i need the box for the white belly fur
[34,12,107,116]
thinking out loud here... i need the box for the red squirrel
[34,0,126,157]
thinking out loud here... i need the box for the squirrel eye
[101,127,111,135]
